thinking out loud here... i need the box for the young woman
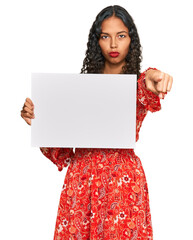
[21,5,173,240]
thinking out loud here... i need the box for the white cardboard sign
[31,73,136,149]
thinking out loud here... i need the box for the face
[98,16,131,66]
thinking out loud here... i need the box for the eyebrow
[100,31,128,35]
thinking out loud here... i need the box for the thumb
[149,70,164,83]
[145,79,159,95]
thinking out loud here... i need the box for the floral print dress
[40,67,163,240]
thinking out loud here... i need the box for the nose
[110,36,118,48]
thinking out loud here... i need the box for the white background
[0,0,192,239]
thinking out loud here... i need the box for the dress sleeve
[39,147,74,171]
[137,67,165,113]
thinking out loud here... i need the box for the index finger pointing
[167,76,173,92]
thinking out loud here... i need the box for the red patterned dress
[40,67,163,240]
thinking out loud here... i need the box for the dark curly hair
[80,5,143,79]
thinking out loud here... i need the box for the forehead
[101,16,128,33]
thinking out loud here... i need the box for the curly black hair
[80,5,143,79]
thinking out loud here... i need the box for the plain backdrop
[0,0,193,239]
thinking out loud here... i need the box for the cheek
[122,42,130,56]
[99,41,108,54]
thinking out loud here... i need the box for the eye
[100,35,108,39]
[118,34,126,38]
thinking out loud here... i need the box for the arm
[39,147,74,171]
[136,67,173,141]
[137,67,162,112]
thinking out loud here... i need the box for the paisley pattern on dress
[40,67,162,240]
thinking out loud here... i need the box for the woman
[21,5,173,240]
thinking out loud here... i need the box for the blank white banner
[31,73,136,149]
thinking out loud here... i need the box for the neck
[102,60,126,74]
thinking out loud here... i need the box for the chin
[110,59,124,65]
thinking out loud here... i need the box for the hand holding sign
[21,98,35,126]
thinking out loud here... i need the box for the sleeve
[137,67,165,113]
[39,147,74,171]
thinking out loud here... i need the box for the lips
[109,52,120,57]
